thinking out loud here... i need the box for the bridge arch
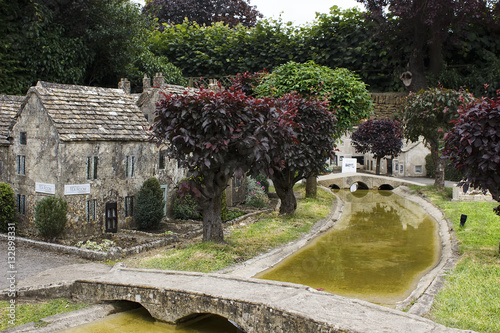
[378,184,394,191]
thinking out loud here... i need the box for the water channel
[256,190,440,307]
[64,189,440,331]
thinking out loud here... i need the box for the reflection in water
[256,190,440,307]
[62,308,243,333]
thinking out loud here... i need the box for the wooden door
[105,202,118,233]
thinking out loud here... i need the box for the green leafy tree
[357,0,493,92]
[135,177,165,230]
[0,183,16,232]
[255,61,372,137]
[0,0,184,95]
[35,196,68,239]
[400,87,474,188]
[143,0,263,28]
[444,95,500,215]
[351,119,403,175]
[254,61,372,198]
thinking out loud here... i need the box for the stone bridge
[69,265,465,333]
[318,173,425,191]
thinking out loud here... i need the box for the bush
[35,196,68,239]
[0,183,16,232]
[246,177,270,208]
[172,192,201,220]
[254,174,270,194]
[135,177,165,230]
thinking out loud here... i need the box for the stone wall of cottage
[8,94,185,239]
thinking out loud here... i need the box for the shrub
[254,174,270,194]
[135,177,165,230]
[35,196,68,239]
[246,177,270,208]
[0,183,16,232]
[172,192,201,220]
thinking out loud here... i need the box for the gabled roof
[20,81,150,142]
[0,95,24,145]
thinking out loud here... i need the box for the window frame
[17,155,25,175]
[20,132,27,145]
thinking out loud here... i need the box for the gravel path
[0,239,91,290]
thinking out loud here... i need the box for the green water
[61,308,242,332]
[256,190,440,307]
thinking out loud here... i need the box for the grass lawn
[415,186,500,333]
[125,185,334,272]
[0,298,88,331]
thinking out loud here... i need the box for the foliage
[0,183,16,232]
[255,61,372,137]
[443,95,500,214]
[35,196,68,239]
[76,239,116,252]
[357,0,492,92]
[151,18,300,78]
[172,192,201,220]
[245,177,269,208]
[305,6,402,92]
[351,119,403,174]
[399,87,474,187]
[143,0,262,28]
[262,93,338,214]
[153,87,280,241]
[253,174,270,193]
[135,177,165,230]
[0,0,184,95]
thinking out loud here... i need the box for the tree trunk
[408,21,428,92]
[305,175,317,198]
[272,174,297,215]
[375,157,381,175]
[201,191,224,243]
[431,144,445,189]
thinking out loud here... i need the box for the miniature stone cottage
[5,81,184,238]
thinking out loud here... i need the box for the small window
[87,200,92,222]
[415,165,423,174]
[125,196,134,217]
[159,150,166,169]
[144,114,149,121]
[17,155,25,175]
[126,156,135,178]
[0,160,2,175]
[17,194,26,214]
[87,156,98,180]
[20,132,27,145]
[93,199,97,221]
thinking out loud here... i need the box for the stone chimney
[118,78,131,94]
[153,72,165,89]
[143,74,151,92]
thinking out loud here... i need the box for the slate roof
[22,81,150,142]
[0,95,24,145]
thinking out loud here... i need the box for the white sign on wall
[342,158,357,173]
[35,182,56,195]
[64,184,91,195]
